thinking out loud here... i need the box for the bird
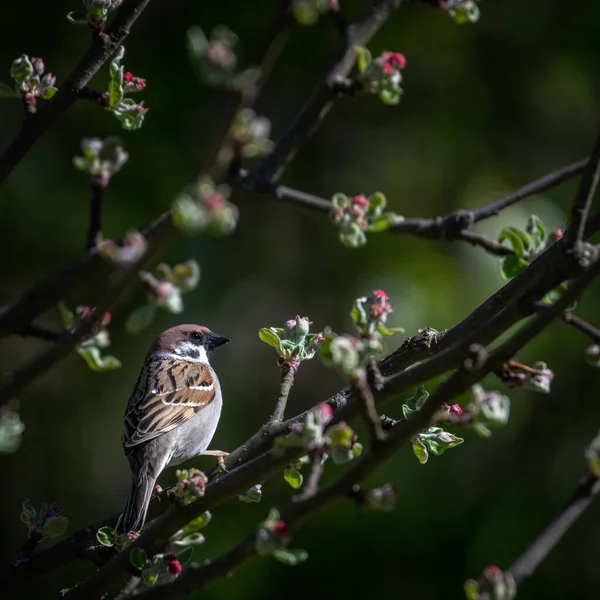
[117,323,230,534]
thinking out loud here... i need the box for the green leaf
[331,193,349,210]
[239,484,262,503]
[0,82,18,98]
[273,434,305,457]
[464,579,481,600]
[326,422,354,447]
[172,260,201,293]
[284,467,303,490]
[180,511,212,534]
[412,438,428,464]
[176,546,194,566]
[376,323,405,337]
[172,532,205,546]
[500,254,528,280]
[526,214,546,248]
[130,547,148,571]
[66,10,89,24]
[41,86,58,100]
[108,80,123,108]
[273,548,309,566]
[20,499,36,526]
[186,26,208,59]
[498,226,530,257]
[77,346,122,372]
[125,303,157,334]
[368,212,404,232]
[141,567,158,586]
[42,516,68,538]
[97,526,116,547]
[354,46,372,73]
[58,301,75,327]
[379,89,401,105]
[258,328,282,351]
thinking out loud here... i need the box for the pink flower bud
[352,194,369,207]
[316,402,334,424]
[167,559,182,575]
[449,404,462,416]
[273,520,287,534]
[123,72,133,83]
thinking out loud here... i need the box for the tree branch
[0,0,153,188]
[563,312,600,345]
[565,128,600,251]
[132,257,600,599]
[86,182,105,251]
[268,358,299,424]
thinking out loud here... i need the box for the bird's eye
[189,331,203,341]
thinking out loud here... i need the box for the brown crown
[149,324,212,355]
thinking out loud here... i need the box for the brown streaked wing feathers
[123,358,215,449]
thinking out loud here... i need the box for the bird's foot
[202,449,230,473]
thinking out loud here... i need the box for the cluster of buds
[6,55,58,113]
[259,316,324,365]
[499,360,554,394]
[129,545,194,586]
[105,46,147,131]
[274,402,334,456]
[187,25,259,90]
[351,289,403,339]
[292,0,332,25]
[498,216,566,303]
[464,565,517,600]
[440,0,481,24]
[67,0,125,28]
[355,47,406,105]
[320,331,383,378]
[0,406,25,454]
[228,108,273,159]
[21,499,68,542]
[465,384,511,438]
[326,420,363,464]
[126,260,200,334]
[255,508,308,565]
[97,230,148,268]
[172,177,239,236]
[173,468,208,505]
[73,136,129,188]
[330,191,403,248]
[59,302,121,372]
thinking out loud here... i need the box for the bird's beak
[208,333,231,349]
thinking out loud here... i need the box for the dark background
[1,1,600,598]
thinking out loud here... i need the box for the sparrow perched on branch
[117,324,230,534]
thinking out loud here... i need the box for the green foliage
[0,407,24,453]
[284,467,304,489]
[97,526,116,547]
[106,46,148,131]
[239,484,263,503]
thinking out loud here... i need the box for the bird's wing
[123,357,216,449]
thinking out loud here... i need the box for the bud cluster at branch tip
[67,0,125,29]
[172,177,239,236]
[259,316,324,363]
[73,137,129,188]
[255,508,308,566]
[0,55,58,112]
[440,0,481,24]
[354,48,407,105]
[20,499,69,542]
[58,302,121,372]
[330,192,404,248]
[126,261,201,334]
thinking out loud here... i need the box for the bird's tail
[117,474,156,534]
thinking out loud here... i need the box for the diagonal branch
[565,128,600,251]
[0,0,153,188]
[132,253,600,599]
[563,312,600,345]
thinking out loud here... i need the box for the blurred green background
[1,1,600,598]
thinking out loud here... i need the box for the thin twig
[563,312,600,345]
[0,0,153,188]
[293,451,325,501]
[86,183,104,251]
[566,129,600,251]
[353,370,386,444]
[268,358,299,424]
